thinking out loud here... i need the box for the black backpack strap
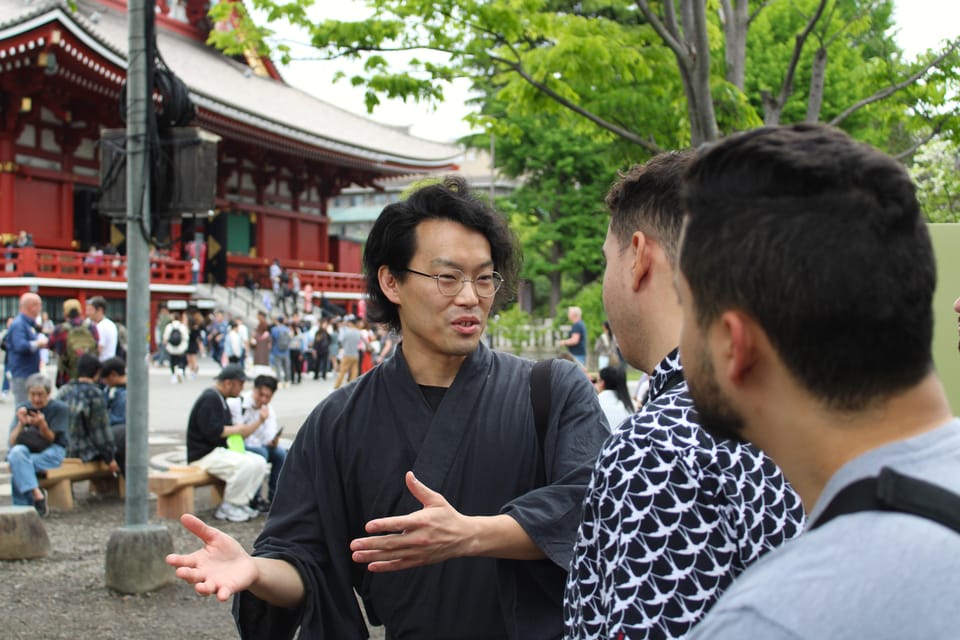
[811,466,960,534]
[530,358,553,453]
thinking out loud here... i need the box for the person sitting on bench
[185,364,268,523]
[7,373,68,516]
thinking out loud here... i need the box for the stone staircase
[193,282,274,321]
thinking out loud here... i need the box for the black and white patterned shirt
[564,349,804,639]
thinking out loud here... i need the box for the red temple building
[0,0,459,322]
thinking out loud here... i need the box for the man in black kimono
[167,177,610,639]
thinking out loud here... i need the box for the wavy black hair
[363,176,520,332]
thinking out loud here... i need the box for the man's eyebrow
[429,258,496,270]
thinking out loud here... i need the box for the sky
[274,1,960,144]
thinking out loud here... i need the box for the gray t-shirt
[339,325,363,354]
[688,418,960,640]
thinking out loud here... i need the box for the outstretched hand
[165,514,259,601]
[350,471,474,572]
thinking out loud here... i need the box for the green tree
[476,110,618,316]
[210,0,959,154]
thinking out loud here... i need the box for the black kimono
[234,342,609,639]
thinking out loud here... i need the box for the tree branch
[634,0,690,68]
[765,0,828,122]
[830,40,960,127]
[748,0,773,25]
[893,122,944,161]
[488,53,662,154]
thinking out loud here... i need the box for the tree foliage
[475,107,618,314]
[212,0,959,157]
[911,139,960,222]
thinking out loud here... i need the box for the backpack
[275,327,291,351]
[314,329,330,351]
[61,322,98,381]
[167,326,183,347]
[115,323,128,361]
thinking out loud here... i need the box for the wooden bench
[38,458,124,510]
[148,466,225,520]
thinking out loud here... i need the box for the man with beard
[678,124,960,638]
[166,177,609,639]
[565,152,803,640]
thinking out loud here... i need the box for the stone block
[105,524,175,594]
[0,505,50,560]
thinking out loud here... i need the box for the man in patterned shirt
[60,353,119,475]
[564,151,805,639]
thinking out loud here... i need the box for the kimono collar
[386,340,492,388]
[648,347,685,402]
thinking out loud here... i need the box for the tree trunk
[548,240,562,317]
[805,47,827,122]
[762,90,782,124]
[722,0,749,90]
[678,0,720,143]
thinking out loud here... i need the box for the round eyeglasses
[401,268,504,298]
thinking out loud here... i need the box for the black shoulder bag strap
[811,466,960,534]
[530,358,553,454]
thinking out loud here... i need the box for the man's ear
[379,266,402,304]
[630,231,652,290]
[719,310,759,384]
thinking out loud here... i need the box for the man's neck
[751,372,953,513]
[640,309,683,375]
[402,344,471,388]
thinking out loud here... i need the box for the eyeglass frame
[399,267,504,298]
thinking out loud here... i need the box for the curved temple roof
[0,0,461,174]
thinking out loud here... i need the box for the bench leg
[156,487,195,520]
[209,482,225,506]
[90,476,122,498]
[45,479,74,510]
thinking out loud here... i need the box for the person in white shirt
[227,374,286,511]
[86,296,117,361]
[224,319,246,365]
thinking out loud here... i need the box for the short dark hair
[77,353,102,379]
[362,176,520,332]
[606,150,695,264]
[100,357,126,378]
[680,124,935,410]
[88,296,107,311]
[253,374,278,392]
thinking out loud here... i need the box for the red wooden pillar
[0,135,16,233]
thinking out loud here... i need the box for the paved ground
[0,358,390,639]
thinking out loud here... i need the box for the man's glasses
[401,268,504,298]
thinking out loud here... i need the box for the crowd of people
[150,306,399,387]
[3,292,129,516]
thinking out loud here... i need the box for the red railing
[299,271,367,294]
[227,255,365,295]
[0,247,192,285]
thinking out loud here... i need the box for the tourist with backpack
[162,311,189,383]
[49,298,99,388]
